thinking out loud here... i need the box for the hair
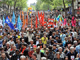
[33,53,37,58]
[41,57,47,60]
[70,46,74,50]
[58,47,62,50]
[20,55,26,59]
[56,52,60,55]
[64,56,68,59]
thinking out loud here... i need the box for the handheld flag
[12,12,15,25]
[63,18,67,26]
[16,15,22,31]
[35,16,38,28]
[22,11,25,29]
[5,17,15,30]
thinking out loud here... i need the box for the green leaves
[0,0,28,10]
[36,0,53,10]
[41,0,72,9]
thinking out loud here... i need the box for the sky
[27,0,37,7]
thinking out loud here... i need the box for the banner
[48,19,54,23]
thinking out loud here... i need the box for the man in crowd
[0,12,80,60]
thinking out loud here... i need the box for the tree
[41,0,76,16]
[36,0,42,10]
[36,0,53,11]
[0,0,28,12]
[30,5,36,10]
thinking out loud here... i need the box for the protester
[0,11,80,60]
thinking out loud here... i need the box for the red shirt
[20,48,26,54]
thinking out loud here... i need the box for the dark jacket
[10,54,20,60]
[54,58,64,60]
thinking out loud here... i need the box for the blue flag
[3,16,5,27]
[12,12,15,25]
[5,17,15,30]
[16,15,22,31]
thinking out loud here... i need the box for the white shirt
[36,41,39,46]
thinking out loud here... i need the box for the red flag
[71,16,74,27]
[63,18,67,26]
[38,11,41,26]
[74,18,76,27]
[71,16,76,27]
[42,12,44,26]
[39,12,42,26]
[35,16,38,28]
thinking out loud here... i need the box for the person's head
[17,40,20,44]
[49,36,52,40]
[22,39,25,43]
[70,46,74,53]
[72,29,74,32]
[36,47,40,54]
[13,46,16,51]
[43,44,46,49]
[68,44,71,49]
[65,37,68,41]
[44,35,46,38]
[0,29,2,32]
[16,38,19,43]
[74,37,77,40]
[6,42,10,47]
[32,53,37,59]
[3,33,6,36]
[21,34,24,37]
[73,41,77,46]
[2,40,7,44]
[41,57,47,60]
[56,31,59,34]
[70,33,73,36]
[20,55,26,60]
[65,56,68,60]
[54,40,57,44]
[36,36,39,41]
[39,39,42,44]
[68,37,71,41]
[55,36,59,40]
[10,37,13,41]
[58,47,62,52]
[16,49,20,55]
[30,40,33,45]
[53,44,56,49]
[56,52,60,59]
[10,43,14,48]
[13,32,16,36]
[22,43,27,48]
[1,53,6,58]
[52,32,55,36]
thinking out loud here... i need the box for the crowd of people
[0,11,80,60]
